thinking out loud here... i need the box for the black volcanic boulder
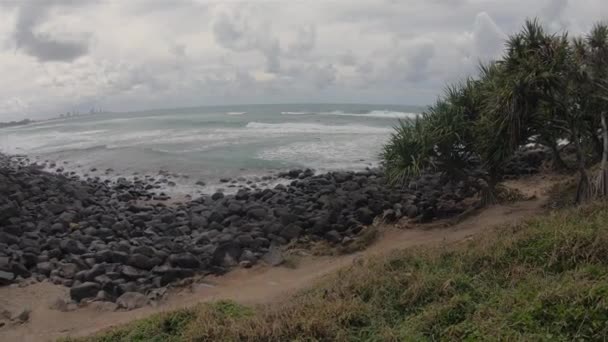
[169,253,201,269]
[0,270,15,285]
[70,282,100,301]
[127,253,161,270]
[280,223,302,240]
[355,207,374,225]
[211,242,242,268]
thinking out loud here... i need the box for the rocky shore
[0,149,545,309]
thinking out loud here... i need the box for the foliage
[381,19,608,204]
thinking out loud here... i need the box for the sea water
[0,103,422,192]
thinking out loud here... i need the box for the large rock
[60,239,86,255]
[70,282,100,301]
[262,248,284,266]
[280,223,302,240]
[0,270,15,285]
[127,254,161,270]
[355,207,374,225]
[168,253,201,269]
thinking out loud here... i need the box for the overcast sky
[0,0,606,121]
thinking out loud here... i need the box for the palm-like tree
[382,18,608,205]
[586,23,608,196]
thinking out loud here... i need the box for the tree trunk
[549,141,569,171]
[573,127,592,203]
[590,128,603,163]
[479,173,500,206]
[596,112,608,197]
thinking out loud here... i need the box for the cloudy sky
[0,0,606,121]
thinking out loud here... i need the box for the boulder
[127,254,161,270]
[168,253,201,269]
[70,282,100,302]
[262,248,284,266]
[356,207,374,225]
[280,224,302,240]
[0,270,15,285]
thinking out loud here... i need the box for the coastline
[0,148,544,309]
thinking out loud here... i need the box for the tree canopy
[382,19,608,204]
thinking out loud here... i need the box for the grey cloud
[339,52,357,66]
[405,42,436,82]
[287,26,316,56]
[13,0,89,62]
[542,0,569,31]
[311,64,337,88]
[212,8,282,73]
[3,0,608,121]
[473,12,505,59]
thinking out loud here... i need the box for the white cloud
[0,0,606,120]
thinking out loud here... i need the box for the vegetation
[382,19,608,204]
[68,199,608,341]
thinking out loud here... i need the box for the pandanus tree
[382,18,608,205]
[586,23,608,196]
[382,80,481,184]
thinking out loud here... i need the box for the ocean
[0,103,422,194]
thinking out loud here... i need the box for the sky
[0,0,607,121]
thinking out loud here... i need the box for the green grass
[68,202,608,341]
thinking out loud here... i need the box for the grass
[67,201,608,341]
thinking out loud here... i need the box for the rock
[0,256,10,271]
[11,309,30,323]
[382,209,397,223]
[239,260,253,268]
[58,263,79,279]
[356,207,374,225]
[49,223,64,234]
[239,250,256,263]
[211,192,224,201]
[60,239,86,255]
[116,292,148,310]
[247,207,267,220]
[121,266,144,279]
[70,282,101,302]
[212,242,242,268]
[404,205,418,219]
[49,298,76,312]
[324,230,342,243]
[280,224,302,240]
[127,254,161,270]
[168,253,201,269]
[262,248,284,266]
[152,265,194,286]
[0,270,15,285]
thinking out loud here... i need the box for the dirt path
[0,175,558,342]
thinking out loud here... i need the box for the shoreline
[0,149,543,309]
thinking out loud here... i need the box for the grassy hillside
[69,201,608,341]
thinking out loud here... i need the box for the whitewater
[0,103,422,192]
